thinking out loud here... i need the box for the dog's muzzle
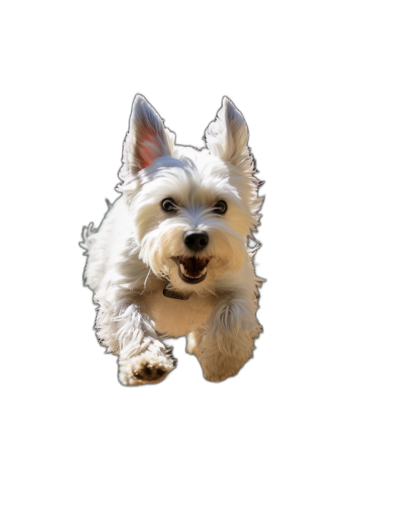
[172,256,210,284]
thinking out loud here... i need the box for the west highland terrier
[81,95,264,385]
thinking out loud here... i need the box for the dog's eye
[162,198,177,212]
[213,200,227,214]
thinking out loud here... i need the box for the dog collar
[163,280,191,300]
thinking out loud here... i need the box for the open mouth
[173,256,210,284]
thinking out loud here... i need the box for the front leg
[96,299,176,386]
[191,292,262,382]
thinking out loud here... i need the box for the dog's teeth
[195,267,206,278]
[179,263,207,279]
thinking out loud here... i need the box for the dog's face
[118,95,262,293]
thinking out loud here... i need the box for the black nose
[184,231,209,251]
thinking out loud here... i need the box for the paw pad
[134,365,166,381]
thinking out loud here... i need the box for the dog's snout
[184,231,209,251]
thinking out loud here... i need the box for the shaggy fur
[81,95,263,385]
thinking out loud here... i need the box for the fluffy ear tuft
[205,97,254,175]
[121,95,175,178]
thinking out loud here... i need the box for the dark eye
[162,198,177,212]
[213,200,227,214]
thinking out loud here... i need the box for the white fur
[81,95,264,385]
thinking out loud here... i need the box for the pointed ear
[122,95,175,176]
[205,97,254,175]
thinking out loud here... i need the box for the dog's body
[81,95,263,385]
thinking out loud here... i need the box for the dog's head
[118,95,263,293]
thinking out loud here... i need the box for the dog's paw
[199,345,253,383]
[118,349,176,386]
[202,367,241,382]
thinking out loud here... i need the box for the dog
[81,95,264,385]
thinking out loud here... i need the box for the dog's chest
[139,289,215,338]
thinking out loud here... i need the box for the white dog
[81,95,263,385]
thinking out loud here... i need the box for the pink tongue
[179,257,207,277]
